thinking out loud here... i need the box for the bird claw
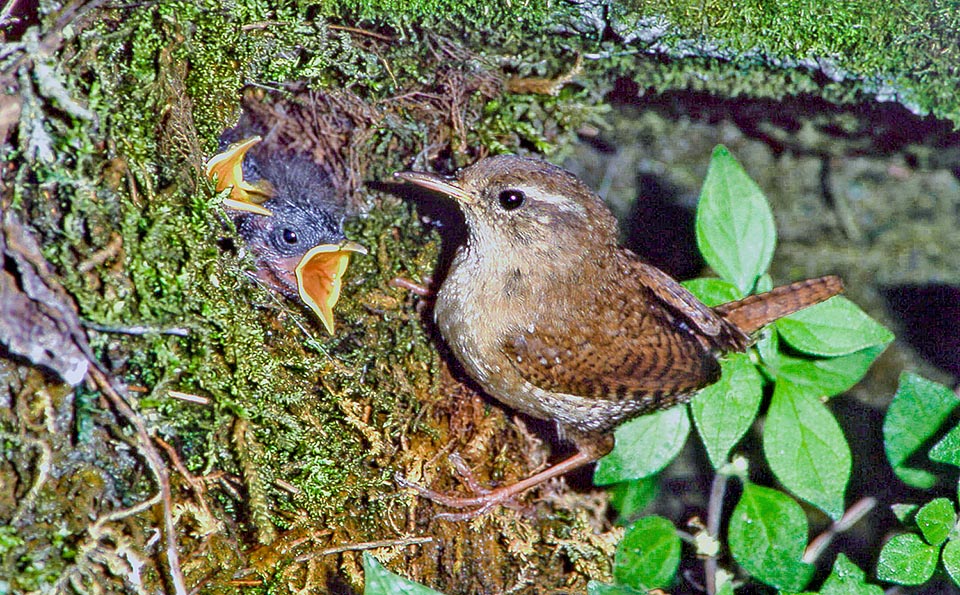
[394,453,525,520]
[446,452,491,496]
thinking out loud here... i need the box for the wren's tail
[714,275,844,334]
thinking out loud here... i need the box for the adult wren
[205,136,365,334]
[395,155,843,518]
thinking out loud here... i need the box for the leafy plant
[592,145,893,593]
[877,373,960,587]
[360,146,959,594]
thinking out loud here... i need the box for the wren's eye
[498,189,525,210]
[281,229,298,245]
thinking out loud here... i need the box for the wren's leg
[396,440,609,521]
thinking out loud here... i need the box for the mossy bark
[2,1,958,593]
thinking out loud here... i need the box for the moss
[5,0,960,593]
[318,0,563,33]
[609,0,960,123]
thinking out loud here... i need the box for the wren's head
[397,155,619,264]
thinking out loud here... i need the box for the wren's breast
[434,250,536,407]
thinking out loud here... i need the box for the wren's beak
[294,240,367,335]
[204,136,274,216]
[394,171,475,205]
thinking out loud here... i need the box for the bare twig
[803,497,877,564]
[0,0,20,29]
[77,233,123,272]
[241,20,289,31]
[82,320,190,337]
[167,390,209,405]
[328,24,393,42]
[294,536,434,562]
[8,436,52,525]
[89,367,188,595]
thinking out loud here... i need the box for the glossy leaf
[586,582,645,595]
[895,467,937,490]
[363,552,444,595]
[763,382,851,520]
[691,354,764,469]
[609,477,659,524]
[682,277,742,306]
[777,297,894,357]
[915,498,955,546]
[876,533,938,585]
[613,515,681,590]
[756,326,780,368]
[773,345,886,400]
[821,553,884,595]
[930,422,960,467]
[715,579,735,595]
[883,373,958,488]
[595,406,689,485]
[891,503,919,523]
[942,539,960,587]
[728,483,813,591]
[695,145,776,294]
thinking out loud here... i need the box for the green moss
[8,0,960,592]
[319,0,560,31]
[611,0,960,123]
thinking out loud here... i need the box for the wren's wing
[502,259,746,406]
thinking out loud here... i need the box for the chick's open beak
[295,240,367,335]
[204,136,274,216]
[394,171,474,205]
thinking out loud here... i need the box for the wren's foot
[395,453,522,521]
[390,276,434,298]
[396,448,601,521]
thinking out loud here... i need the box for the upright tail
[714,275,844,334]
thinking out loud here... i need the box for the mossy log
[1,1,958,593]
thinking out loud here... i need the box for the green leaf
[613,516,681,590]
[609,477,659,524]
[695,145,776,294]
[777,297,894,357]
[915,498,956,546]
[595,406,690,485]
[930,422,960,467]
[821,553,884,595]
[762,382,851,520]
[363,552,445,595]
[891,503,919,523]
[942,539,960,587]
[728,483,814,591]
[586,582,646,595]
[883,373,958,488]
[681,277,742,306]
[691,354,764,469]
[773,345,886,400]
[894,467,938,490]
[876,533,938,585]
[755,273,773,293]
[756,326,779,368]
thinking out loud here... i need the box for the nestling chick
[206,136,365,334]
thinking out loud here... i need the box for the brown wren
[395,155,843,518]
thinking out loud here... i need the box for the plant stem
[704,470,730,595]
